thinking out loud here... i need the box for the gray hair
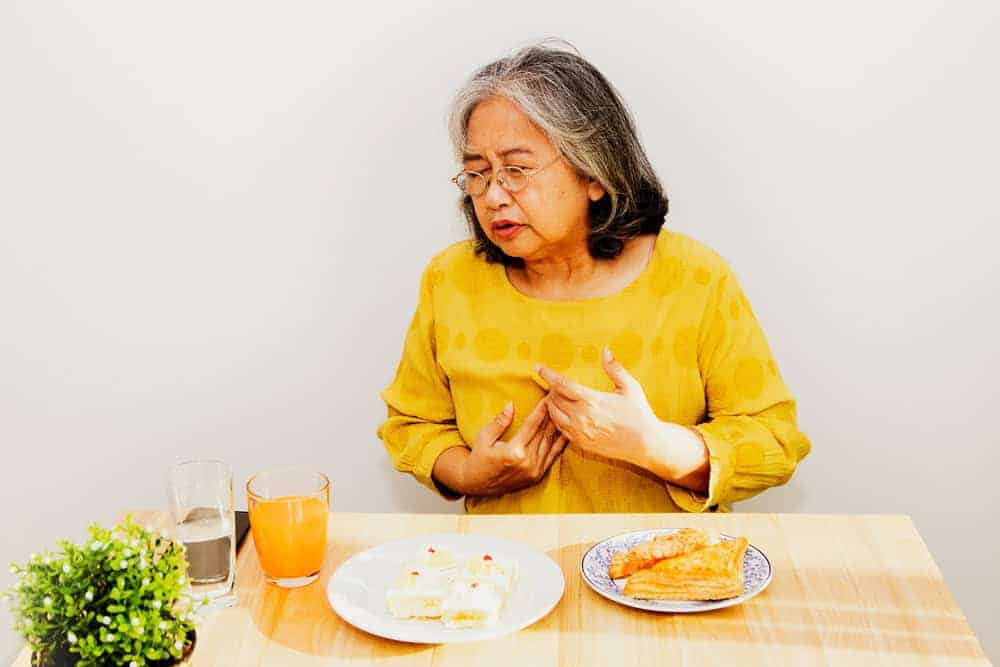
[447,38,669,264]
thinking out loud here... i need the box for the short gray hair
[448,39,669,265]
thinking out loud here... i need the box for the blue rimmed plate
[580,528,773,613]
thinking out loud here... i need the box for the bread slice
[622,537,748,601]
[608,528,716,579]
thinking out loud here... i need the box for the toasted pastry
[622,537,748,601]
[608,528,716,579]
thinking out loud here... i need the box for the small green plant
[4,515,202,666]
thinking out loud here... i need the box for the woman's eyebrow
[462,147,535,161]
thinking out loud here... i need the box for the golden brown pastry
[608,528,715,579]
[622,537,748,601]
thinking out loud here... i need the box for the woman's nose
[484,172,512,208]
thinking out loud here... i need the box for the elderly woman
[376,42,811,514]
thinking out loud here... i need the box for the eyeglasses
[451,153,562,197]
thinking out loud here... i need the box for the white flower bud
[90,541,102,551]
[140,559,148,570]
[174,640,183,650]
[179,575,187,585]
[152,600,162,610]
[102,616,111,625]
[29,553,38,561]
[137,627,144,635]
[131,617,140,626]
[142,577,150,586]
[43,597,52,607]
[119,560,128,569]
[130,662,138,667]
[159,621,167,630]
[67,631,77,644]
[105,633,115,642]
[130,539,138,548]
[123,549,132,557]
[62,564,71,574]
[43,557,51,565]
[85,591,94,602]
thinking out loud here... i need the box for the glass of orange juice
[246,467,330,588]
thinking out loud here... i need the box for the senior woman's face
[463,96,605,259]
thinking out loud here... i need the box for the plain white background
[2,0,998,661]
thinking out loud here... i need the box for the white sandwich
[415,544,459,570]
[458,552,519,597]
[385,567,450,619]
[440,581,503,628]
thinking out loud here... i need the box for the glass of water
[167,460,237,608]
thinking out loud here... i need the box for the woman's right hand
[458,396,568,497]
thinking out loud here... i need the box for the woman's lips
[493,221,525,240]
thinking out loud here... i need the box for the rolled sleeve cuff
[406,432,470,501]
[665,425,735,513]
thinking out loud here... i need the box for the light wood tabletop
[14,512,990,666]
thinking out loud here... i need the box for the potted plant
[4,515,202,666]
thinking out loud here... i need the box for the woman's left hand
[536,348,660,465]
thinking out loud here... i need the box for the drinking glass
[246,467,329,588]
[167,460,237,608]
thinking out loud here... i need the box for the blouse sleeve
[375,262,468,500]
[665,263,812,512]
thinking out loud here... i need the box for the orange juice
[249,495,327,579]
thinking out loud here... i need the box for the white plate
[326,533,564,643]
[581,528,773,613]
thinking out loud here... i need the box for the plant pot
[31,629,197,667]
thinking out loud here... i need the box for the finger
[602,347,641,394]
[540,434,569,474]
[524,413,552,451]
[501,440,527,469]
[536,424,563,472]
[548,392,577,417]
[514,396,551,444]
[546,399,574,435]
[477,401,514,447]
[501,412,548,468]
[528,416,558,461]
[535,364,591,401]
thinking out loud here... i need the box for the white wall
[2,0,997,661]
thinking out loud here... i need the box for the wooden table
[15,512,990,666]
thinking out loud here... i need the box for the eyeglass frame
[451,153,563,197]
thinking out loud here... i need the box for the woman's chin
[496,239,534,260]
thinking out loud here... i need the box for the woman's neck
[508,233,656,301]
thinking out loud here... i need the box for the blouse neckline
[496,228,666,308]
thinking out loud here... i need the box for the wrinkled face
[462,96,606,260]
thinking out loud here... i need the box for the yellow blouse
[376,228,811,514]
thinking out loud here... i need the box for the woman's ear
[587,178,606,202]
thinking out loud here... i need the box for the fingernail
[503,401,513,415]
[602,347,613,362]
[535,363,543,374]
